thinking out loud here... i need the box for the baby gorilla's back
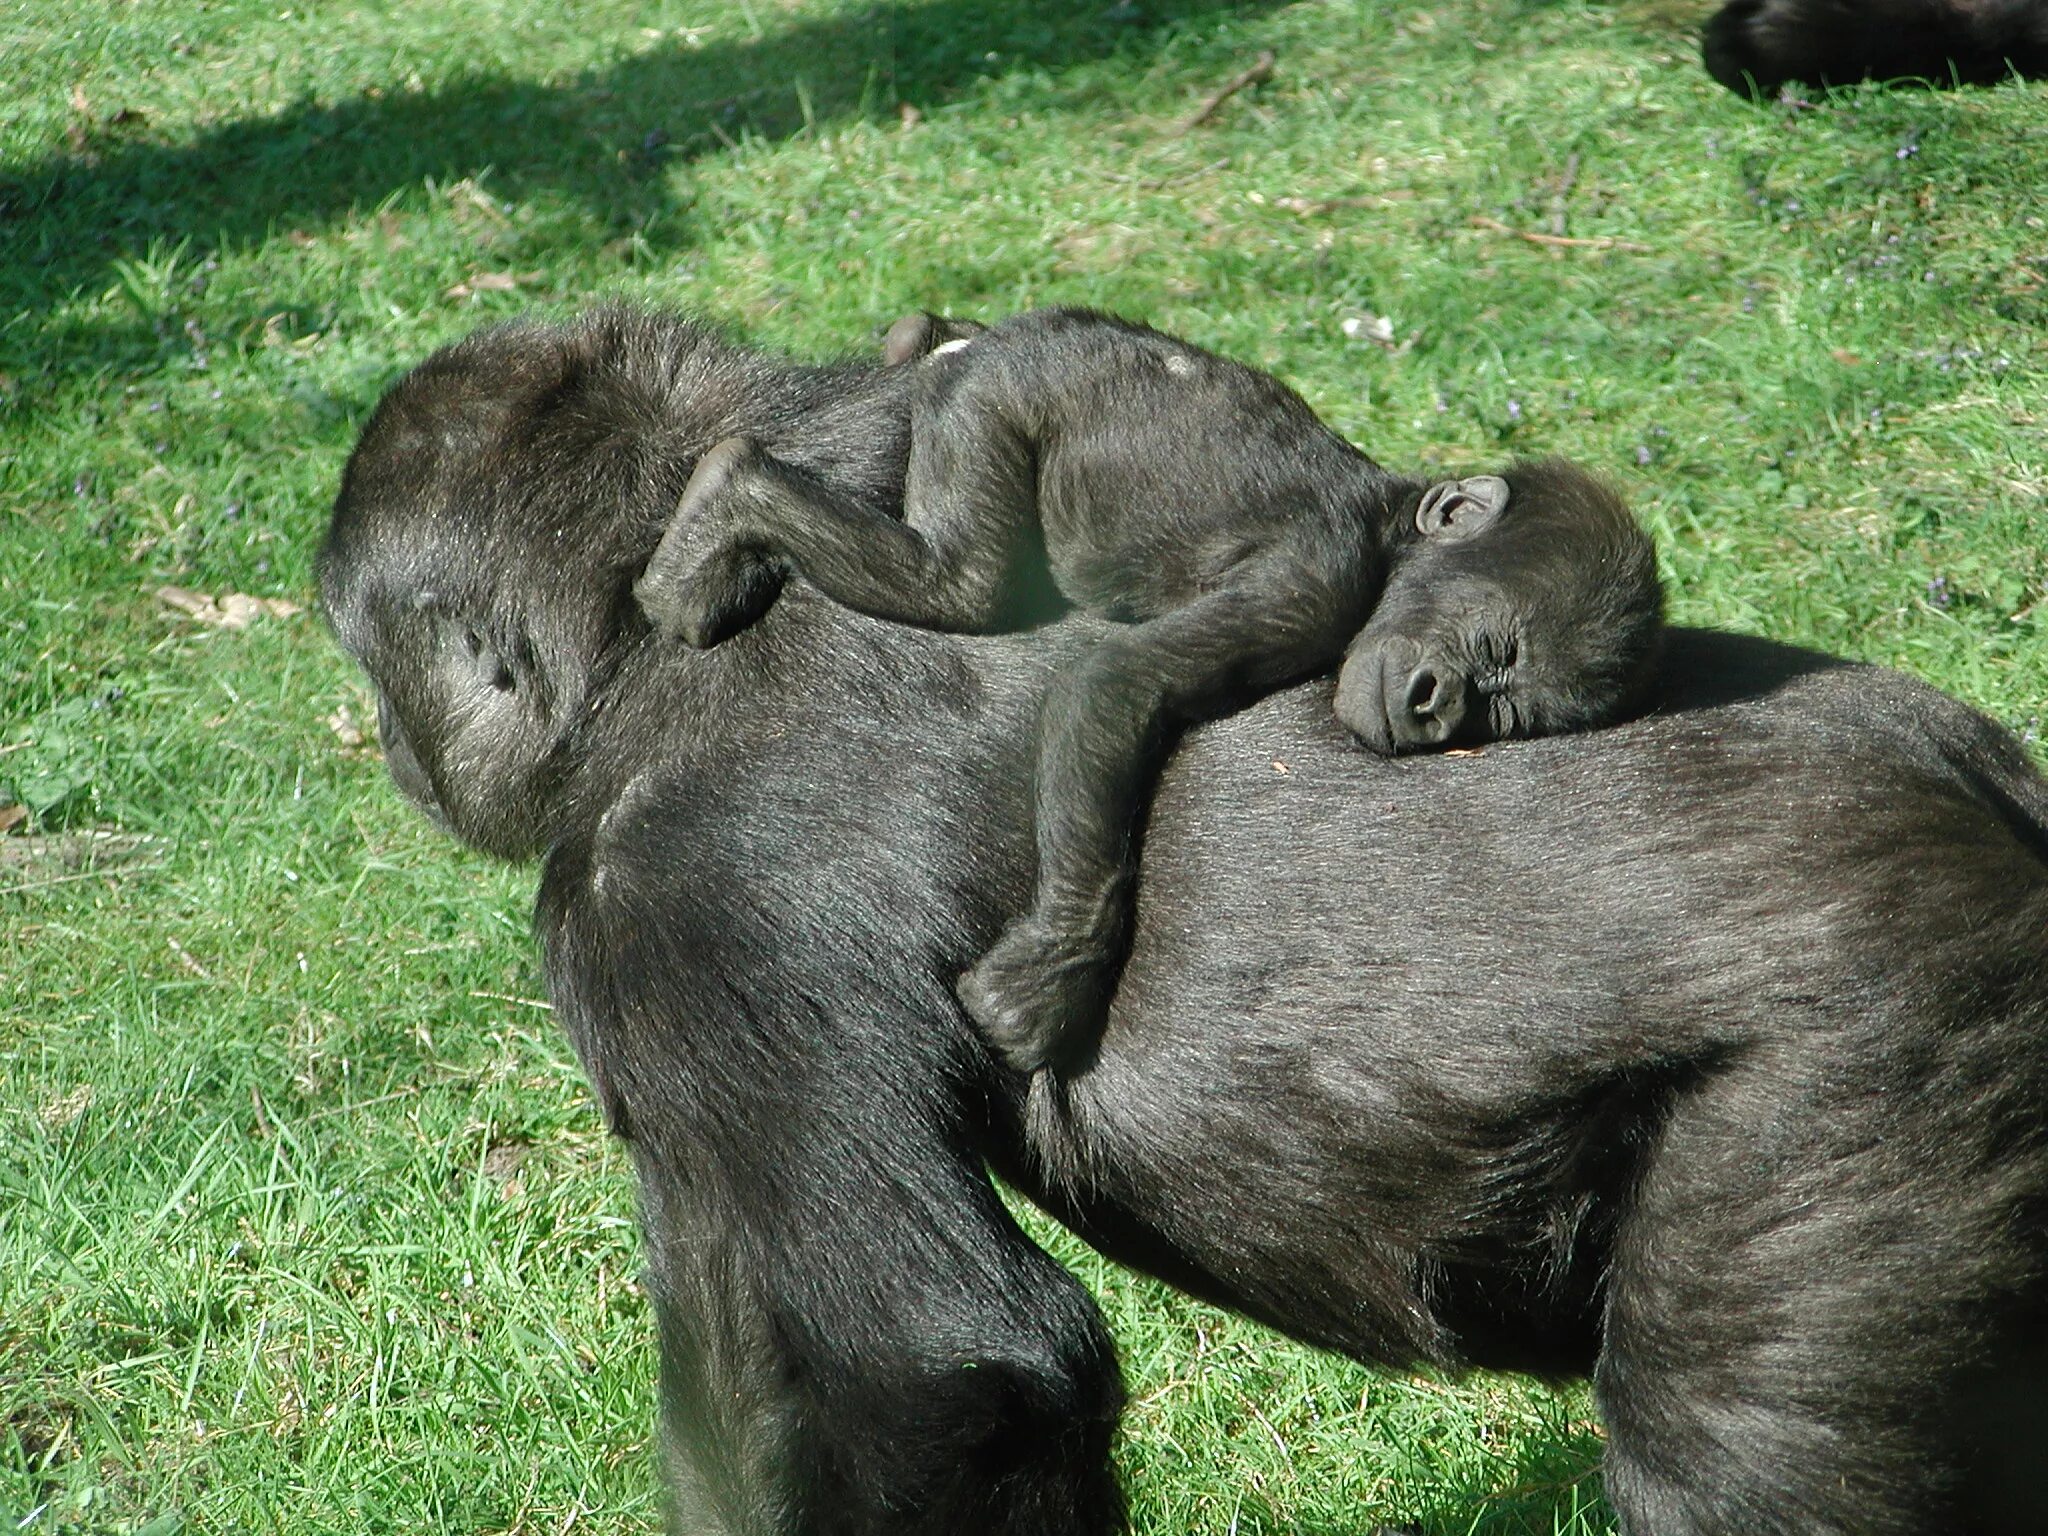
[963,309,1402,618]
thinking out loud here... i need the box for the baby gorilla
[636,308,1662,1074]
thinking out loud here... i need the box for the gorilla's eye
[1473,633,1518,692]
[451,623,516,691]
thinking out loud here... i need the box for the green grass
[2,0,2043,1530]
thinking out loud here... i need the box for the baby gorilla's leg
[636,438,795,647]
[961,555,1371,1074]
[635,354,1040,646]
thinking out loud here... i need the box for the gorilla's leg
[634,356,1035,648]
[1596,1056,2043,1535]
[628,1118,1126,1535]
[960,563,1371,1074]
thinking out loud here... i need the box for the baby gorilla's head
[1337,459,1663,754]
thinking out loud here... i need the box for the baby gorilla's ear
[1415,475,1509,542]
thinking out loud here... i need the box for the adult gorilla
[321,310,2048,1535]
[1704,0,2048,93]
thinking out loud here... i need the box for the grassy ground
[3,0,2044,1531]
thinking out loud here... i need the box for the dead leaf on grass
[480,1141,532,1197]
[1053,227,1145,275]
[325,705,367,748]
[155,584,303,628]
[0,805,26,835]
[0,830,163,881]
[1341,313,1397,345]
[445,271,534,300]
[39,1084,94,1130]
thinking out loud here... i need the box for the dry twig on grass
[1468,215,1652,254]
[1170,50,1276,136]
[1274,191,1417,215]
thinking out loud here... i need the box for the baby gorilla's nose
[1333,634,1471,754]
[1393,656,1468,748]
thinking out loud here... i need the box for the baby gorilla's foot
[958,918,1116,1076]
[634,438,781,647]
[669,553,783,649]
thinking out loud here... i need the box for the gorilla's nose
[1391,655,1467,749]
[1335,635,1469,755]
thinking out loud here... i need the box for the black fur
[320,310,2048,1536]
[633,307,1662,1072]
[1705,0,2048,93]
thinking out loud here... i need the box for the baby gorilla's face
[1336,461,1663,755]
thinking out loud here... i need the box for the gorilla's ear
[1416,475,1510,542]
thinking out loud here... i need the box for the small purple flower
[1635,445,1653,466]
[1926,575,1950,609]
[1506,399,1522,422]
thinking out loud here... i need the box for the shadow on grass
[3,0,1280,358]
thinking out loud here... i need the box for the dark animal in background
[1705,0,2048,92]
[634,306,1664,1073]
[321,306,2048,1536]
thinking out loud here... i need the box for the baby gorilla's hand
[635,438,785,647]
